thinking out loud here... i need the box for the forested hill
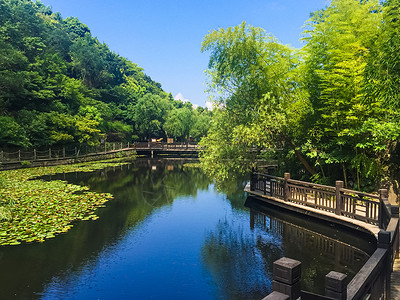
[0,0,211,149]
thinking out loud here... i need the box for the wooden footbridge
[246,171,400,300]
[133,142,199,157]
[0,142,199,170]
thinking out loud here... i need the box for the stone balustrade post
[378,230,391,249]
[261,291,289,300]
[325,271,347,300]
[271,257,301,300]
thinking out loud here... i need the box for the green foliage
[0,116,30,147]
[20,160,31,166]
[190,109,212,142]
[126,93,172,140]
[0,207,12,222]
[0,0,208,151]
[164,107,193,141]
[200,22,303,182]
[200,0,400,190]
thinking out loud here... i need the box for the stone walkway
[389,194,400,300]
[391,258,400,299]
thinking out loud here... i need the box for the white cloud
[175,92,200,109]
[174,92,189,103]
[205,101,213,111]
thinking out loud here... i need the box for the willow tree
[200,22,309,181]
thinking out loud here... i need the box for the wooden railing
[0,142,132,164]
[0,142,199,165]
[250,172,383,226]
[250,172,400,300]
[133,142,198,150]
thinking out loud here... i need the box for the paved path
[388,195,400,300]
[391,258,400,299]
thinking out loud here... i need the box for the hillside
[0,0,210,149]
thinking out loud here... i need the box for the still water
[0,159,375,299]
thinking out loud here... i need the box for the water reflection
[201,197,374,297]
[0,159,374,299]
[0,159,212,299]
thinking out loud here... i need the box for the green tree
[126,94,171,140]
[164,107,193,142]
[190,109,211,142]
[301,0,397,188]
[200,22,305,180]
[0,116,29,148]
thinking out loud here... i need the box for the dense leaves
[0,0,210,149]
[200,0,400,190]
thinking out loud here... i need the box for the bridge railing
[250,171,400,300]
[0,142,132,165]
[133,142,198,150]
[0,142,199,164]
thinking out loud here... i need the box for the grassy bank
[0,160,129,246]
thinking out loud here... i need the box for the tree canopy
[200,0,400,190]
[0,0,210,149]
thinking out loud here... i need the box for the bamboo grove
[200,0,400,191]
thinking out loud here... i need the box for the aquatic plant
[0,160,128,246]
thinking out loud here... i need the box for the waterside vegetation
[199,0,400,192]
[0,159,128,246]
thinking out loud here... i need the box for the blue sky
[40,0,329,107]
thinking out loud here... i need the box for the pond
[0,159,375,299]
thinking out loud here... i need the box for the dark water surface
[0,159,375,299]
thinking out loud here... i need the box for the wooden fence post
[325,271,347,300]
[271,257,301,300]
[250,168,255,191]
[379,189,389,229]
[0,150,3,163]
[335,181,344,215]
[390,206,400,259]
[63,147,65,158]
[18,150,21,161]
[49,148,51,159]
[33,149,36,160]
[284,173,290,202]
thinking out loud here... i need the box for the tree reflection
[0,159,212,299]
[201,218,282,299]
[201,197,372,297]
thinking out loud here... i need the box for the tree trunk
[293,148,316,176]
[285,136,317,176]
